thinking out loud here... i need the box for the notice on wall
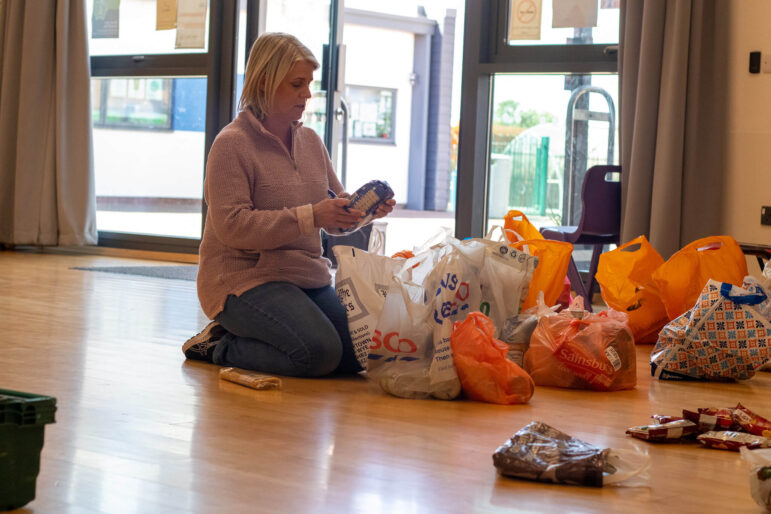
[175,0,207,49]
[92,0,120,39]
[508,0,542,41]
[553,0,598,28]
[156,0,178,30]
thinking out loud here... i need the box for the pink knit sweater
[197,108,344,319]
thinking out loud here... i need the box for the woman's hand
[372,199,396,220]
[313,198,364,230]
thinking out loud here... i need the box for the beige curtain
[0,0,96,246]
[619,0,729,258]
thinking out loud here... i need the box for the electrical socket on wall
[764,54,771,74]
[762,206,771,226]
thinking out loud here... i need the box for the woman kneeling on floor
[183,32,394,376]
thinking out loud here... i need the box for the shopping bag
[524,298,636,391]
[369,241,479,400]
[333,246,404,368]
[651,278,771,381]
[450,312,535,404]
[510,239,574,309]
[503,210,545,241]
[596,236,669,344]
[463,238,539,337]
[651,235,748,320]
[367,276,436,399]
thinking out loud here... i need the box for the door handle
[336,97,350,189]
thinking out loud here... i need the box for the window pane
[264,0,331,142]
[347,85,396,142]
[92,77,206,239]
[87,0,210,56]
[486,73,619,232]
[507,0,619,45]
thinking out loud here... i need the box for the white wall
[342,25,414,203]
[723,0,771,247]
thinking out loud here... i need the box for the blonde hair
[238,32,319,118]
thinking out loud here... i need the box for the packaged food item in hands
[341,180,395,233]
[625,419,697,442]
[740,446,771,511]
[493,421,650,487]
[697,431,771,451]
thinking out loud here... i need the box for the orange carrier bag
[524,298,636,391]
[510,240,573,309]
[595,236,669,344]
[651,235,748,320]
[503,210,544,241]
[451,312,535,404]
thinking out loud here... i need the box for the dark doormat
[72,265,198,281]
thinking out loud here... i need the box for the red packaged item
[697,431,771,451]
[651,414,683,424]
[626,419,697,442]
[524,297,636,391]
[683,407,740,432]
[732,404,771,438]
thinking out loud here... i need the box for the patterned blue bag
[651,278,771,380]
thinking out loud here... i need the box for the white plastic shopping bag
[333,246,403,368]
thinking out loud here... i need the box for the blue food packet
[342,180,394,232]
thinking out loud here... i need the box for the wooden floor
[2,248,769,513]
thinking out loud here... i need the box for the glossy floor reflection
[1,248,768,513]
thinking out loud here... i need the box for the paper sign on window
[157,0,177,30]
[508,0,542,41]
[553,0,598,29]
[92,0,120,39]
[175,0,207,49]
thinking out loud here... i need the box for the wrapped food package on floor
[493,421,649,487]
[697,431,771,451]
[626,419,698,442]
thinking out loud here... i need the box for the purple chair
[539,165,621,311]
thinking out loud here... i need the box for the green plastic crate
[0,389,56,511]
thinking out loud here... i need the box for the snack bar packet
[651,414,683,424]
[683,407,740,432]
[697,431,771,451]
[740,447,771,511]
[626,419,697,442]
[493,421,650,487]
[733,404,771,437]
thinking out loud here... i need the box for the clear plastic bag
[499,292,559,367]
[493,421,650,487]
[741,446,771,510]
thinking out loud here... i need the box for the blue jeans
[212,282,362,377]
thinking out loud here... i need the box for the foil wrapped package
[493,422,610,487]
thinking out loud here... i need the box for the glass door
[88,0,236,252]
[255,1,464,256]
[255,0,343,159]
